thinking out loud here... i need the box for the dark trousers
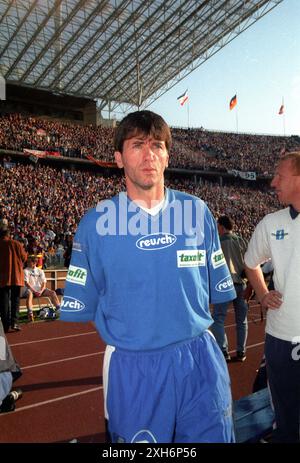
[0,286,21,332]
[265,333,300,442]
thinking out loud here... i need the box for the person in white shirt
[244,151,300,443]
[22,256,60,321]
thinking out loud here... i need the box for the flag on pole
[229,94,237,110]
[177,89,188,106]
[278,104,284,115]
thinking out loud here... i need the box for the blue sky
[148,0,300,136]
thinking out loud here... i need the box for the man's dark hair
[0,228,9,238]
[218,215,234,231]
[114,110,172,153]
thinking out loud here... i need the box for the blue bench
[233,388,274,442]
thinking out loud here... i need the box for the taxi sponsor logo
[66,265,87,286]
[177,250,206,268]
[211,250,226,269]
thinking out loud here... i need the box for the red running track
[0,301,265,443]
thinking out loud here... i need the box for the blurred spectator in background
[211,215,249,362]
[27,237,44,269]
[0,220,27,331]
[22,256,61,321]
[63,232,73,268]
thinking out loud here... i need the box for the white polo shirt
[24,266,46,293]
[244,207,300,342]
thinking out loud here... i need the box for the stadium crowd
[1,110,291,268]
[0,161,279,267]
[0,112,113,161]
[1,112,300,174]
[171,128,300,174]
[0,163,123,266]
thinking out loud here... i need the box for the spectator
[22,255,61,320]
[210,216,249,362]
[63,233,73,268]
[27,237,44,269]
[0,222,27,331]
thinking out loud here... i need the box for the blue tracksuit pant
[265,333,300,442]
[104,331,235,443]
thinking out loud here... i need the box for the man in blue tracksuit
[60,110,237,443]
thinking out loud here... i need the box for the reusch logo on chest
[136,233,177,251]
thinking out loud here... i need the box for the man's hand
[260,290,283,310]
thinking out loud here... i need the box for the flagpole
[282,97,285,136]
[235,92,239,133]
[177,89,189,126]
[235,109,239,134]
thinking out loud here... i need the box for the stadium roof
[0,0,282,112]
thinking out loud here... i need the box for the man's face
[114,134,169,192]
[29,259,37,268]
[271,159,300,205]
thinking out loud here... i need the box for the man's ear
[114,151,124,168]
[165,153,169,168]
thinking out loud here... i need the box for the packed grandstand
[1,110,300,269]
